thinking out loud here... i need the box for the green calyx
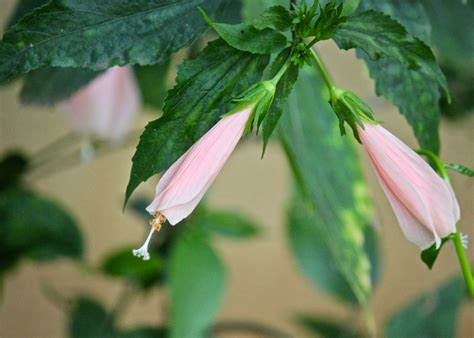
[329,87,375,142]
[227,80,277,134]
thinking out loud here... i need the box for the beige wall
[1,1,473,337]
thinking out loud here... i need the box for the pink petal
[62,67,141,142]
[146,107,252,224]
[359,124,459,248]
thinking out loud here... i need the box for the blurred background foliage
[0,0,473,337]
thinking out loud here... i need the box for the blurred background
[0,0,473,337]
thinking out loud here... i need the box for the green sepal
[420,236,452,270]
[225,80,277,135]
[329,87,376,142]
[444,163,474,177]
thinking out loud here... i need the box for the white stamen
[461,233,469,249]
[132,227,155,261]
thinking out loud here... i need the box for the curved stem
[452,231,474,299]
[308,47,335,92]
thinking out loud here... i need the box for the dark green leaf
[280,67,377,305]
[0,188,83,276]
[354,0,445,153]
[420,0,474,72]
[242,0,287,22]
[440,64,474,119]
[20,67,100,106]
[385,276,466,338]
[169,229,226,338]
[69,297,115,338]
[134,60,171,110]
[5,0,48,29]
[117,327,167,338]
[125,39,269,204]
[445,163,474,177]
[420,237,450,270]
[299,315,362,338]
[200,9,287,54]
[262,48,299,155]
[101,246,163,289]
[0,152,29,191]
[0,0,230,83]
[341,0,361,17]
[199,210,260,239]
[334,10,441,72]
[253,5,293,31]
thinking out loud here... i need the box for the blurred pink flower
[358,123,460,249]
[62,66,141,142]
[146,106,252,225]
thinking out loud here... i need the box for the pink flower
[62,66,141,142]
[358,123,460,249]
[133,107,251,260]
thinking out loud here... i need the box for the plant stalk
[308,47,335,92]
[452,231,474,299]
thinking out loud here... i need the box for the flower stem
[452,231,474,298]
[308,47,335,92]
[415,149,450,182]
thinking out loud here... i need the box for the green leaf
[199,210,260,239]
[0,152,29,191]
[242,0,287,22]
[444,163,474,177]
[298,315,362,338]
[420,237,450,270]
[125,39,269,204]
[262,48,299,155]
[5,0,48,29]
[134,60,171,110]
[280,67,377,305]
[0,188,83,276]
[253,5,293,31]
[341,0,361,17]
[169,228,226,338]
[117,327,167,338]
[420,0,474,72]
[385,276,466,338]
[69,297,115,338]
[20,67,100,106]
[353,0,446,153]
[200,9,287,54]
[101,246,163,289]
[0,0,231,83]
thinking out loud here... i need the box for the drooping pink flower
[133,107,252,260]
[62,66,141,142]
[358,123,460,249]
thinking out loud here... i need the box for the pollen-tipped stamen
[132,212,166,261]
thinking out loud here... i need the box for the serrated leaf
[0,0,231,83]
[385,276,466,338]
[420,237,450,270]
[101,246,163,289]
[298,315,362,338]
[198,210,260,239]
[445,163,474,177]
[354,0,446,153]
[0,152,29,191]
[125,39,269,204]
[169,228,226,338]
[262,48,299,155]
[200,9,287,54]
[253,5,293,31]
[0,188,83,276]
[280,67,377,306]
[20,67,100,106]
[134,60,171,110]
